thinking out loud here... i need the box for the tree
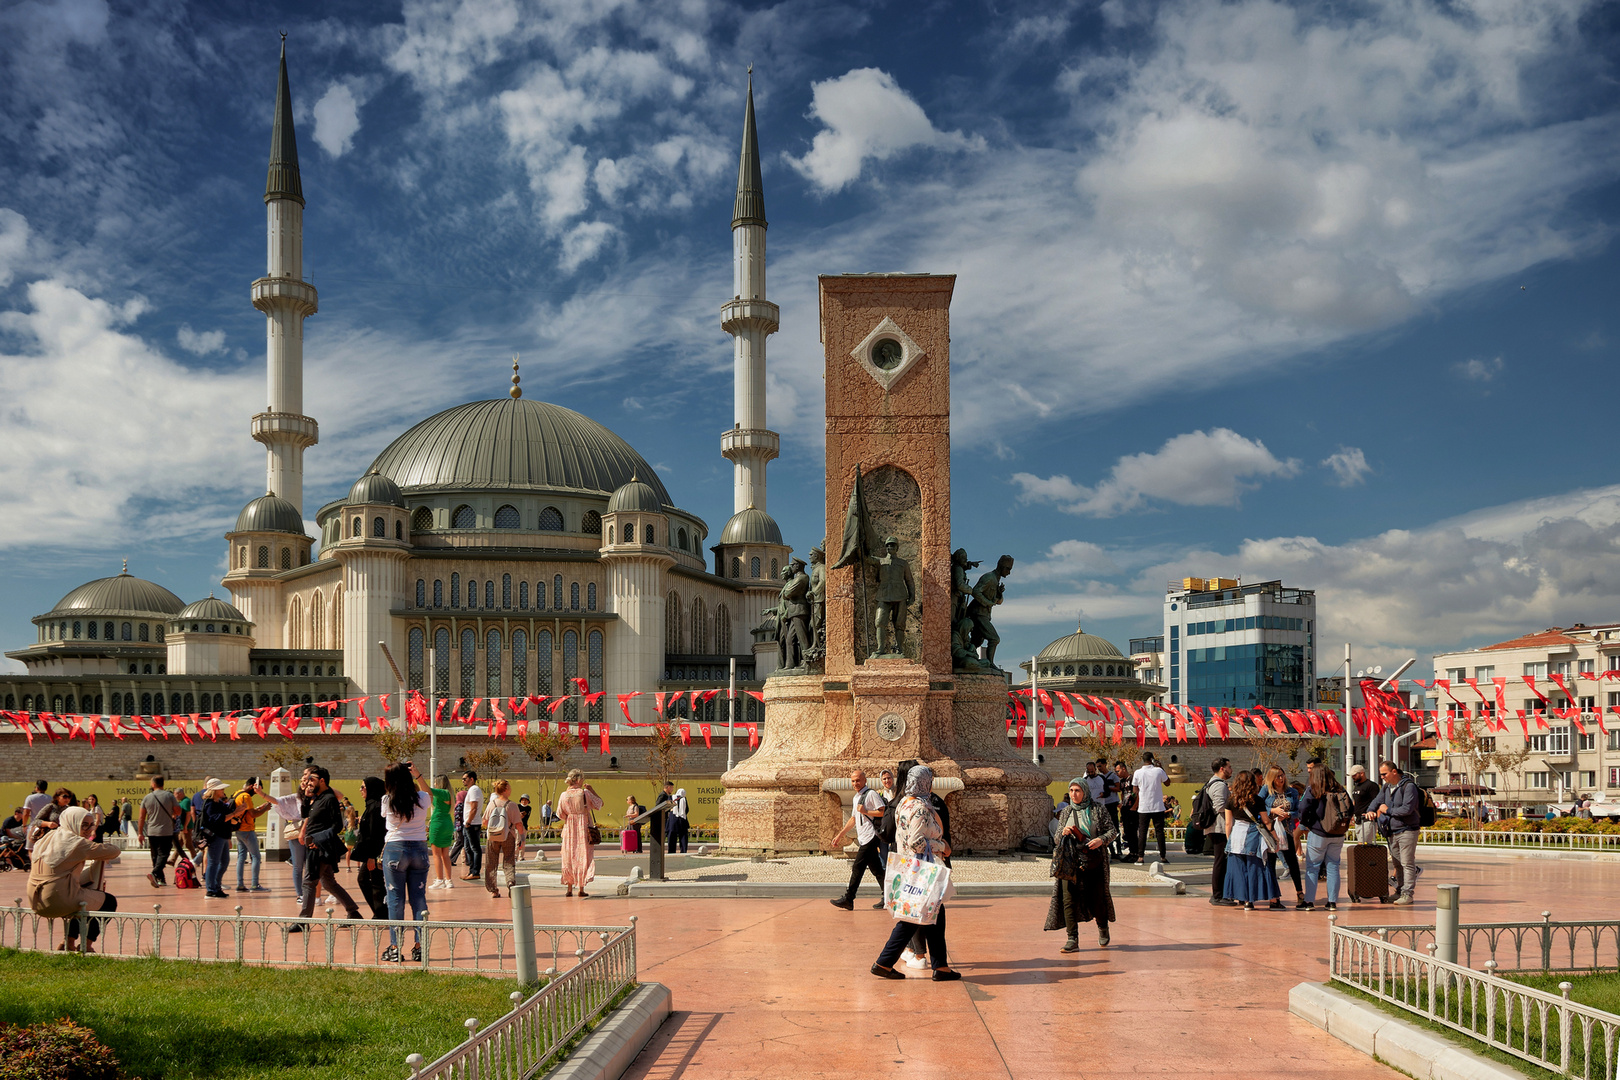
[463,746,509,779]
[372,728,429,768]
[645,722,686,790]
[1441,716,1532,817]
[517,728,574,807]
[261,742,310,776]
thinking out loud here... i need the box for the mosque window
[1106,665,1115,677]
[730,557,741,579]
[607,525,614,544]
[487,629,503,696]
[502,574,512,608]
[143,664,153,675]
[484,581,494,609]
[63,695,74,713]
[141,693,153,714]
[554,575,563,609]
[229,694,241,711]
[452,505,475,529]
[587,630,604,724]
[206,624,215,633]
[236,625,243,634]
[272,664,281,676]
[139,623,149,642]
[270,694,282,707]
[677,527,688,551]
[691,598,707,653]
[1065,665,1075,676]
[258,694,269,707]
[155,625,164,642]
[450,573,461,608]
[467,580,478,609]
[129,664,137,674]
[257,545,270,568]
[121,622,132,641]
[666,592,682,653]
[171,693,184,713]
[395,520,403,541]
[279,547,291,569]
[459,628,476,698]
[433,580,443,608]
[373,516,386,538]
[645,525,655,545]
[587,583,597,611]
[494,505,520,529]
[770,559,778,579]
[716,604,730,653]
[570,582,580,610]
[351,517,361,537]
[182,692,194,712]
[512,628,528,696]
[562,630,579,722]
[87,621,98,639]
[518,581,529,609]
[434,628,450,690]
[582,510,601,535]
[73,621,82,638]
[416,580,425,608]
[538,506,564,531]
[259,664,267,675]
[623,522,634,543]
[412,506,433,532]
[750,557,761,579]
[535,629,553,698]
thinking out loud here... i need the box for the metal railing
[406,920,637,1079]
[1417,829,1620,852]
[1,898,620,978]
[1330,917,1620,1080]
[1340,914,1620,974]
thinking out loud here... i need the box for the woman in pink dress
[556,770,603,898]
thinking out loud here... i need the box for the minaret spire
[251,36,319,516]
[720,68,780,516]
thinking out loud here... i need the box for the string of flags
[6,672,1614,754]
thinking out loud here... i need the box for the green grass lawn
[1332,981,1563,1080]
[1509,971,1620,1015]
[0,949,526,1079]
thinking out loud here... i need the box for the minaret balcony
[720,298,780,335]
[251,276,319,316]
[252,411,320,448]
[720,427,780,462]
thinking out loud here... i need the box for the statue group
[953,549,1013,672]
[773,547,825,673]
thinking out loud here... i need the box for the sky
[2,0,1619,683]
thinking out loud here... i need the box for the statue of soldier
[864,535,916,658]
[950,548,979,625]
[966,554,1015,669]
[775,558,812,671]
[805,546,827,662]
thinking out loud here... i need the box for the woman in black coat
[354,777,389,919]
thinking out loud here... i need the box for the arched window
[330,587,342,649]
[72,621,81,638]
[351,517,361,537]
[512,628,528,696]
[484,580,494,609]
[373,516,386,538]
[237,546,247,567]
[537,506,564,531]
[644,525,655,546]
[607,525,614,544]
[691,597,707,654]
[257,545,270,568]
[257,693,270,707]
[311,589,323,647]
[587,582,597,611]
[1064,665,1075,676]
[433,580,443,608]
[581,510,601,535]
[770,559,778,579]
[535,629,553,698]
[416,579,426,607]
[1092,664,1102,676]
[588,629,604,724]
[87,620,98,640]
[61,694,74,713]
[141,693,153,715]
[467,579,479,609]
[750,557,761,579]
[570,582,580,610]
[562,630,579,722]
[450,573,461,608]
[452,505,476,529]
[666,591,683,653]
[518,580,529,609]
[121,622,132,641]
[434,628,451,692]
[494,505,520,529]
[677,527,688,551]
[730,557,741,579]
[553,575,563,609]
[139,623,149,642]
[487,629,503,697]
[502,574,512,608]
[716,604,731,654]
[280,547,292,569]
[459,628,477,697]
[288,596,302,649]
[623,522,635,544]
[412,506,433,532]
[182,692,195,713]
[534,581,546,610]
[155,624,164,642]
[395,520,403,541]
[170,692,183,713]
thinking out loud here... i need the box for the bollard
[1435,884,1460,964]
[511,881,538,986]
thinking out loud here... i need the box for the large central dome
[367,398,672,503]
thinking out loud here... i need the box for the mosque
[0,46,789,732]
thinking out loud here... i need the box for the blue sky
[2,0,1619,680]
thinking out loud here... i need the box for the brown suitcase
[1344,842,1390,902]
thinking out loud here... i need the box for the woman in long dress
[1045,776,1117,951]
[1221,769,1281,910]
[557,769,603,898]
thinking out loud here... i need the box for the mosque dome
[606,478,663,514]
[177,596,250,623]
[347,469,406,508]
[234,492,307,535]
[719,506,783,546]
[1036,620,1126,663]
[365,398,671,503]
[48,571,185,617]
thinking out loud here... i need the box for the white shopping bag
[884,852,952,926]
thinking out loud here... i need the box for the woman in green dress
[423,772,455,890]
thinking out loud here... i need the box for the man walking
[137,776,181,887]
[1097,761,1121,857]
[1133,752,1170,864]
[829,769,887,911]
[1113,761,1138,861]
[1348,765,1380,843]
[232,778,272,893]
[1205,759,1234,906]
[293,767,362,926]
[876,768,896,865]
[460,771,484,881]
[539,798,554,840]
[1370,762,1423,905]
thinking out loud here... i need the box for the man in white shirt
[830,769,887,911]
[1132,752,1171,864]
[22,780,51,854]
[460,771,484,881]
[260,768,313,904]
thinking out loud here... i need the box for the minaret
[250,35,319,516]
[720,69,780,514]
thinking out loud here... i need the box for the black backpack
[1189,778,1220,831]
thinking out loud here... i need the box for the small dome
[719,506,783,546]
[234,492,307,535]
[1037,619,1126,663]
[48,571,185,617]
[606,478,663,514]
[347,469,405,508]
[177,596,249,624]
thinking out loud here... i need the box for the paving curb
[540,982,672,1080]
[1289,982,1529,1080]
[1416,845,1620,863]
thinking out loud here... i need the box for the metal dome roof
[177,596,250,623]
[347,469,406,508]
[365,398,671,503]
[1037,620,1126,663]
[719,506,783,546]
[48,572,185,617]
[606,478,663,514]
[234,492,307,535]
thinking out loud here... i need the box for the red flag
[578,721,589,750]
[599,722,610,755]
[1547,672,1579,710]
[491,699,508,739]
[572,678,590,695]
[109,715,124,740]
[700,722,712,748]
[618,692,642,723]
[1516,710,1530,739]
[679,722,691,745]
[746,723,759,749]
[745,690,765,704]
[548,697,569,716]
[1036,689,1054,718]
[1522,675,1549,705]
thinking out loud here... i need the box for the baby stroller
[0,835,30,872]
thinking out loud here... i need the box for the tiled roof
[1481,629,1585,651]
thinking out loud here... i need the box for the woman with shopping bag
[870,765,961,982]
[1044,777,1118,952]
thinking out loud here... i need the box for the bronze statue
[775,558,812,671]
[806,546,827,663]
[863,535,915,658]
[966,554,1014,669]
[951,548,979,625]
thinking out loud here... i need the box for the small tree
[1442,717,1534,819]
[463,745,509,779]
[645,723,686,791]
[262,741,310,776]
[518,727,574,807]
[372,728,429,768]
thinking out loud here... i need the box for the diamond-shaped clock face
[851,317,924,391]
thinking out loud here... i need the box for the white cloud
[175,323,225,356]
[558,220,616,272]
[1322,446,1371,487]
[1454,356,1505,381]
[1012,428,1300,516]
[0,208,28,286]
[786,68,984,193]
[313,82,363,157]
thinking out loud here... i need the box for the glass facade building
[1163,579,1315,710]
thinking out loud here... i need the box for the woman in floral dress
[556,769,603,897]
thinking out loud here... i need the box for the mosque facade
[1,48,789,733]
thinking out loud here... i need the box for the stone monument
[718,274,1051,853]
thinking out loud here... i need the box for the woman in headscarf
[870,765,961,982]
[1045,776,1118,952]
[27,806,120,952]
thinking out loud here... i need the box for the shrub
[0,1018,128,1080]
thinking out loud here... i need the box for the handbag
[585,804,602,846]
[884,852,952,925]
[1244,809,1279,855]
[1050,833,1083,881]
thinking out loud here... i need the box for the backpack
[174,854,199,889]
[1189,779,1219,831]
[487,800,509,839]
[1418,786,1437,828]
[1320,787,1354,837]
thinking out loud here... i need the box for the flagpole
[427,646,438,781]
[1342,643,1352,779]
[727,657,737,772]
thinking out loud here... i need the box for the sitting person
[27,806,120,952]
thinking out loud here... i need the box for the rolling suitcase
[1344,843,1389,902]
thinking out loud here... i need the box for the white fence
[1416,829,1620,852]
[1331,917,1620,1080]
[1342,914,1620,974]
